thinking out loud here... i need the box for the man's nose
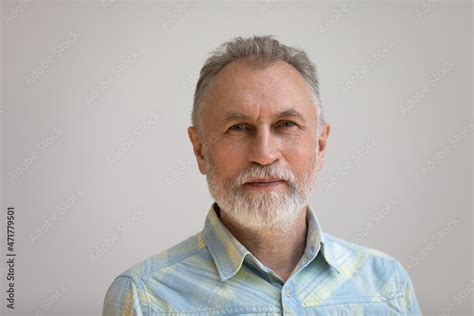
[248,128,280,165]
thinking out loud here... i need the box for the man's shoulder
[117,231,209,281]
[323,232,396,259]
[322,232,409,278]
[321,232,421,314]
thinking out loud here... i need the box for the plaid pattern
[103,202,421,315]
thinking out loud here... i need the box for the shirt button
[284,287,291,297]
[310,246,315,253]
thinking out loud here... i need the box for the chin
[228,204,302,232]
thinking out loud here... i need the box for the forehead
[202,60,317,124]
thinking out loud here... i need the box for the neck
[219,205,308,282]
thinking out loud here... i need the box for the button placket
[282,284,300,315]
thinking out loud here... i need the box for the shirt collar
[305,204,341,274]
[203,203,250,281]
[203,202,340,282]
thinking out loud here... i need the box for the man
[103,35,422,315]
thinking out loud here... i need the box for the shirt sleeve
[396,261,423,315]
[102,275,145,316]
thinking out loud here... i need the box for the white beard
[205,154,318,233]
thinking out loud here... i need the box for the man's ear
[316,123,331,172]
[188,126,207,175]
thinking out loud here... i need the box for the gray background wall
[1,0,472,315]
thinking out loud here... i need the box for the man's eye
[277,120,297,128]
[229,124,248,131]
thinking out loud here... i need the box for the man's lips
[245,178,283,184]
[244,178,285,188]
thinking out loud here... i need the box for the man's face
[188,60,330,232]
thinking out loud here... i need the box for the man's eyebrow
[223,112,252,124]
[275,109,306,121]
[223,108,306,124]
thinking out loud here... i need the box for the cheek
[209,143,248,177]
[282,139,318,175]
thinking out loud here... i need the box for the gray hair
[191,35,325,135]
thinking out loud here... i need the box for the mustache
[234,164,296,187]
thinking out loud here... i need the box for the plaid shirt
[103,202,421,315]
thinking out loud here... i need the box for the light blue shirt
[103,202,422,315]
